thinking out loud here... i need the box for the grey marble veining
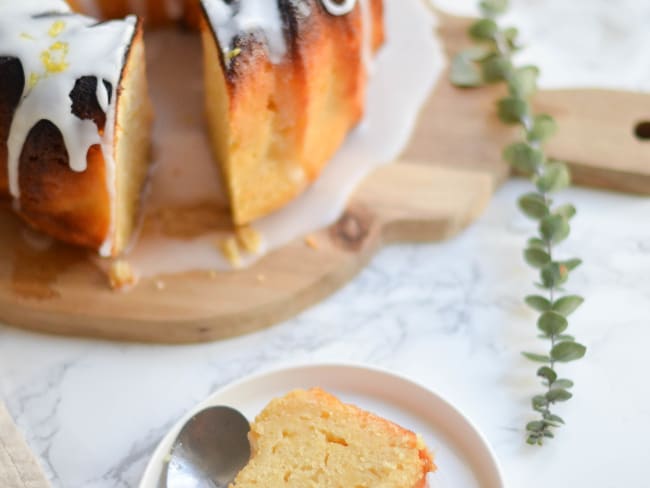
[3,1,650,486]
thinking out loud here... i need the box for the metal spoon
[165,406,251,488]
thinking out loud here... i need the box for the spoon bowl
[166,406,251,488]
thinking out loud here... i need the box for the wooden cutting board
[1,13,649,344]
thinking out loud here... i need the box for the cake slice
[231,388,435,487]
[199,0,385,225]
[0,1,153,256]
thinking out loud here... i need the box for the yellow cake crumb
[236,226,262,254]
[219,237,241,267]
[108,260,137,290]
[257,274,266,283]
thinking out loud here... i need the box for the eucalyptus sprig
[450,0,587,446]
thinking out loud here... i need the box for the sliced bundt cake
[1,0,384,258]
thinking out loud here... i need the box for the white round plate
[140,364,504,488]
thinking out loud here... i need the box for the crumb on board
[208,270,218,279]
[257,274,266,283]
[236,226,262,255]
[108,260,137,290]
[154,280,166,291]
[218,237,241,267]
[305,234,319,250]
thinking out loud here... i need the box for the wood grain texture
[0,14,649,343]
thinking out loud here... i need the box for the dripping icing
[0,1,136,257]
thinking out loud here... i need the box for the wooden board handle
[537,89,650,194]
[355,162,494,243]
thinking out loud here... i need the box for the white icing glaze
[320,0,358,16]
[114,0,444,278]
[0,1,136,257]
[202,0,287,64]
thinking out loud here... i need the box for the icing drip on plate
[0,1,136,256]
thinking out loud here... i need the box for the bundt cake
[0,0,153,257]
[1,0,383,256]
[231,388,435,487]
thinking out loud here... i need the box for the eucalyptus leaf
[551,342,587,362]
[540,262,568,289]
[526,420,545,432]
[518,193,548,220]
[479,0,509,16]
[469,18,499,40]
[552,379,574,390]
[503,142,544,175]
[527,237,546,250]
[503,27,520,49]
[497,97,529,124]
[461,45,494,61]
[544,413,565,424]
[528,114,558,143]
[509,65,539,99]
[525,248,551,268]
[523,352,551,363]
[536,161,571,193]
[546,389,573,402]
[532,395,548,409]
[450,53,485,87]
[537,366,557,383]
[540,214,570,244]
[562,258,583,271]
[525,295,551,312]
[553,295,584,316]
[554,204,577,220]
[537,311,568,335]
[482,55,513,82]
[556,334,575,343]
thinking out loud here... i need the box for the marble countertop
[3,1,650,486]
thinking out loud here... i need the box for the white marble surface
[2,0,650,486]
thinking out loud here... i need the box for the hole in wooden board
[634,121,650,140]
